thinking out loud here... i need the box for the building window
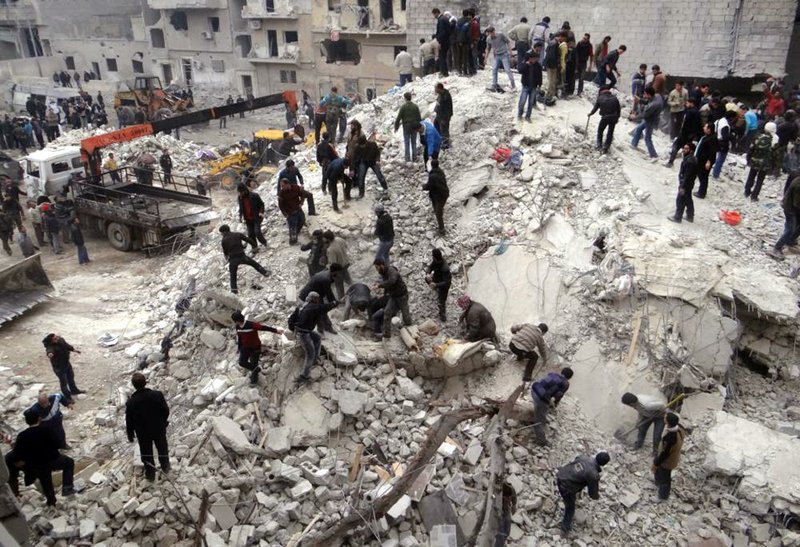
[267,30,278,57]
[208,17,220,32]
[266,0,275,12]
[400,0,406,10]
[320,39,361,64]
[328,0,339,11]
[284,31,298,44]
[151,28,165,48]
[170,11,189,31]
[106,58,118,72]
[393,46,406,58]
[344,79,358,94]
[132,59,144,73]
[211,59,225,72]
[65,56,75,70]
[279,70,297,84]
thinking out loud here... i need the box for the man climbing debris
[530,367,573,445]
[237,183,267,252]
[456,295,497,342]
[372,259,412,340]
[509,322,548,381]
[621,392,668,455]
[299,264,342,334]
[219,224,270,293]
[300,229,327,278]
[232,311,284,384]
[289,292,338,383]
[556,451,610,534]
[422,159,449,234]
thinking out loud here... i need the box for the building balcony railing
[247,44,301,65]
[241,1,299,19]
[0,2,38,23]
[147,0,226,9]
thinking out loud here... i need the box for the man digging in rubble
[652,412,686,501]
[237,183,267,254]
[425,248,451,322]
[219,224,271,294]
[300,229,327,278]
[456,295,497,343]
[556,451,610,534]
[299,264,343,334]
[323,230,351,300]
[125,373,170,482]
[530,367,573,446]
[621,392,668,455]
[278,178,312,245]
[509,322,548,381]
[232,311,285,385]
[28,391,73,450]
[372,258,412,340]
[289,292,338,384]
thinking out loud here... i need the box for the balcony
[147,0,226,9]
[0,2,37,23]
[314,9,404,36]
[247,43,301,65]
[241,0,298,19]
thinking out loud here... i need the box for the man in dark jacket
[374,203,394,263]
[70,218,89,265]
[232,311,284,384]
[693,123,718,198]
[518,47,543,121]
[0,209,13,256]
[372,259,412,339]
[289,292,337,382]
[595,44,625,88]
[356,136,387,196]
[125,373,170,481]
[301,229,327,277]
[237,183,267,251]
[277,160,316,215]
[28,392,73,449]
[556,452,610,534]
[43,333,84,399]
[668,142,699,223]
[219,224,270,293]
[433,8,451,76]
[394,92,422,162]
[588,85,621,153]
[278,179,312,244]
[744,123,776,201]
[631,86,663,158]
[652,413,685,500]
[574,33,592,96]
[325,157,351,213]
[299,264,342,333]
[767,174,800,260]
[530,367,574,445]
[343,282,371,320]
[5,409,75,506]
[434,83,453,149]
[159,150,173,184]
[509,323,548,381]
[667,97,702,167]
[456,295,496,342]
[422,160,449,234]
[425,248,451,321]
[316,132,338,194]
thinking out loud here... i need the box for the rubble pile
[5,70,800,547]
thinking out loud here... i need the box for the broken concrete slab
[386,494,412,522]
[321,332,359,366]
[428,524,458,547]
[532,213,594,268]
[712,264,799,321]
[334,389,368,416]
[266,426,292,456]
[418,490,465,545]
[282,390,331,446]
[673,303,739,377]
[200,328,226,350]
[449,163,493,203]
[228,525,255,547]
[396,376,424,402]
[705,411,800,516]
[210,501,237,531]
[210,416,254,454]
[681,392,726,422]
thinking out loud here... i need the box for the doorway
[91,61,101,80]
[162,63,174,86]
[181,58,193,87]
[241,74,253,95]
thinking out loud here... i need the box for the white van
[23,146,84,197]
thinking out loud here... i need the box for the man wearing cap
[219,224,271,293]
[237,183,266,252]
[232,311,284,384]
[556,451,610,534]
[456,295,497,342]
[125,373,170,481]
[374,203,394,263]
[530,367,573,445]
[288,292,338,383]
[5,409,75,506]
[652,412,686,500]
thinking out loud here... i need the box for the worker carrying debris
[372,258,412,340]
[219,224,271,294]
[125,372,170,482]
[556,451,610,534]
[231,311,285,385]
[530,367,573,445]
[289,292,338,384]
[298,265,343,334]
[621,391,668,455]
[456,295,497,342]
[652,412,686,500]
[509,322,548,381]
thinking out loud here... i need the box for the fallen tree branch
[303,406,492,547]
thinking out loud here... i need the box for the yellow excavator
[113,76,193,122]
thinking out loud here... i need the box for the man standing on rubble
[432,8,451,76]
[652,413,686,500]
[301,229,327,278]
[767,174,800,260]
[299,264,342,334]
[316,131,338,194]
[417,119,442,171]
[631,87,664,159]
[289,292,338,383]
[395,92,422,163]
[692,122,718,198]
[667,97,702,167]
[159,150,173,185]
[323,231,351,300]
[425,248,451,321]
[232,311,284,384]
[374,203,394,263]
[434,83,453,149]
[530,367,573,445]
[43,334,84,400]
[237,183,267,252]
[325,157,352,213]
[422,159,449,234]
[587,85,621,154]
[278,179,312,245]
[320,87,351,143]
[372,258,412,340]
[518,46,543,121]
[125,373,170,481]
[621,392,668,455]
[509,323,548,381]
[456,295,497,342]
[485,26,516,92]
[278,160,316,216]
[667,142,698,223]
[556,451,610,534]
[508,17,531,71]
[28,391,73,450]
[219,224,270,293]
[355,135,388,196]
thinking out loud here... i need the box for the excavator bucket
[0,254,54,326]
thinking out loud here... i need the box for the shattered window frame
[211,59,225,73]
[106,58,118,72]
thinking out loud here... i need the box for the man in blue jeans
[712,111,736,179]
[631,87,663,158]
[518,45,543,121]
[289,292,337,383]
[767,174,800,260]
[374,203,394,263]
[485,26,515,91]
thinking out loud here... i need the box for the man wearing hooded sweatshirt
[556,452,610,534]
[231,311,284,384]
[417,120,442,171]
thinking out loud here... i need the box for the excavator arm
[81,90,298,178]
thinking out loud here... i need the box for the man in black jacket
[693,123,718,198]
[298,264,342,334]
[668,142,698,223]
[237,183,267,251]
[232,311,284,384]
[425,248,451,321]
[588,85,621,153]
[5,409,75,506]
[372,259,412,339]
[434,83,453,149]
[556,452,610,534]
[667,97,702,167]
[374,203,394,263]
[219,224,270,293]
[159,150,173,184]
[42,333,84,399]
[316,132,338,194]
[356,136,387,196]
[289,292,338,382]
[125,373,170,481]
[518,47,543,121]
[300,229,327,277]
[433,8,451,76]
[422,160,449,234]
[574,34,592,96]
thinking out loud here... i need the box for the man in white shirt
[394,47,414,86]
[622,392,668,455]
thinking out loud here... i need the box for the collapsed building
[2,68,800,546]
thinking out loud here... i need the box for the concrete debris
[334,389,368,416]
[211,416,254,454]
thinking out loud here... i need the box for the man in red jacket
[231,311,284,384]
